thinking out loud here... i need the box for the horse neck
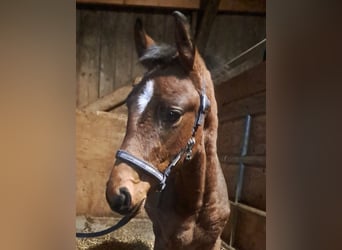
[173,147,207,209]
[169,104,219,215]
[175,65,220,212]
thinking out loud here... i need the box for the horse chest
[147,204,218,249]
[154,214,198,249]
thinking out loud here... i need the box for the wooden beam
[218,92,266,123]
[225,200,266,249]
[221,163,266,211]
[230,201,266,217]
[195,0,221,53]
[219,155,266,166]
[76,0,266,14]
[217,114,266,157]
[215,62,266,106]
[219,0,265,13]
[83,84,132,112]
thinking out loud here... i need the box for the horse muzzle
[106,163,150,215]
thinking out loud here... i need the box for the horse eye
[162,109,182,124]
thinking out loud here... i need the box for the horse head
[106,11,217,217]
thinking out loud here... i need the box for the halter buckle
[185,137,196,160]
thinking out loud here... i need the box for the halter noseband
[116,78,210,191]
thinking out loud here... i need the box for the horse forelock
[139,44,177,66]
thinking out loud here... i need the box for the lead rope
[76,198,144,238]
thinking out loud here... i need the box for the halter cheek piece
[116,86,210,191]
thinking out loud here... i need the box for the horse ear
[173,11,195,71]
[134,18,156,59]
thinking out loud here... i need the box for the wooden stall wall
[216,62,266,250]
[76,6,265,108]
[76,4,266,248]
[77,8,176,108]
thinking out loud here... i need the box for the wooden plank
[76,0,266,13]
[145,12,166,45]
[222,163,239,203]
[114,11,134,89]
[76,109,127,216]
[94,0,199,9]
[161,13,175,42]
[84,84,132,112]
[130,12,147,80]
[200,12,228,67]
[219,155,266,166]
[223,204,265,250]
[77,10,101,107]
[215,62,266,107]
[217,114,266,156]
[99,11,118,97]
[190,11,198,37]
[78,0,123,4]
[240,166,266,211]
[206,14,266,83]
[211,42,266,84]
[221,164,266,211]
[246,114,265,156]
[223,201,266,248]
[195,0,221,53]
[221,201,237,244]
[219,0,266,13]
[218,91,266,123]
[234,207,266,250]
[231,202,266,217]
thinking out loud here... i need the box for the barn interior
[76,1,266,249]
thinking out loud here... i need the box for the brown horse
[106,11,230,250]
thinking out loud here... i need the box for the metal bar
[229,114,252,247]
[235,114,252,202]
[221,241,236,250]
[220,39,266,70]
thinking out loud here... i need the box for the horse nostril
[106,186,132,214]
[119,187,131,208]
